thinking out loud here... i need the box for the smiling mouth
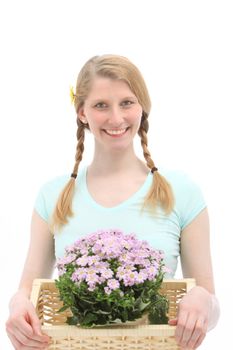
[103,127,130,136]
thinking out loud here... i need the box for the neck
[88,145,148,176]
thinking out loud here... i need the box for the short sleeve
[175,174,207,230]
[34,185,50,222]
[34,175,70,223]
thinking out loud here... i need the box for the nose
[108,106,125,126]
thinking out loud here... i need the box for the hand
[6,291,51,349]
[168,286,212,349]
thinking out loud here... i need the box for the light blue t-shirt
[34,166,206,278]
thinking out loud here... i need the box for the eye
[94,102,108,109]
[121,100,134,107]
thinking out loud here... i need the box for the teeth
[105,128,127,135]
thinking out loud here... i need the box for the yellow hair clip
[70,86,76,105]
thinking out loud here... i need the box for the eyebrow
[90,96,138,103]
[122,96,138,101]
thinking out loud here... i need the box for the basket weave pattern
[30,278,195,350]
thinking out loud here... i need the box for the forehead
[86,77,135,100]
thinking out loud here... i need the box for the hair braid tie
[151,166,158,174]
[71,173,77,179]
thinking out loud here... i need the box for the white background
[0,0,232,348]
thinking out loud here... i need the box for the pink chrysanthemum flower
[56,229,169,328]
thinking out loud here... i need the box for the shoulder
[159,168,200,192]
[160,168,206,229]
[34,167,86,222]
[38,166,86,195]
[159,168,206,209]
[34,175,70,216]
[39,174,70,192]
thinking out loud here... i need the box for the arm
[169,208,220,349]
[18,209,55,296]
[180,207,214,292]
[6,210,54,349]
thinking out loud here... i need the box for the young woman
[6,54,220,349]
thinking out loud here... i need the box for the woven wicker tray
[30,278,195,350]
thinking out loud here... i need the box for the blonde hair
[50,54,174,232]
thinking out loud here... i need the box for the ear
[78,107,88,124]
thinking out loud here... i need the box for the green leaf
[128,309,142,321]
[67,315,79,325]
[94,309,111,315]
[121,309,128,322]
[148,310,169,324]
[58,305,70,313]
[148,294,169,324]
[82,313,98,325]
[136,299,151,312]
[71,306,80,314]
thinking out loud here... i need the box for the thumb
[28,305,50,342]
[28,304,42,336]
[168,318,178,326]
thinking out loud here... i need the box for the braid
[138,116,156,171]
[50,123,85,232]
[138,114,174,214]
[72,123,85,175]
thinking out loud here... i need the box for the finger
[7,332,22,349]
[7,333,46,350]
[186,317,206,349]
[30,315,50,342]
[168,318,177,325]
[179,314,197,348]
[6,315,34,339]
[27,305,51,342]
[192,319,208,349]
[28,307,42,336]
[10,316,49,344]
[175,312,188,345]
[194,332,206,349]
[8,325,49,349]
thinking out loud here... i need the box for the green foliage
[148,293,169,324]
[55,264,169,328]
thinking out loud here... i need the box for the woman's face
[78,77,143,152]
